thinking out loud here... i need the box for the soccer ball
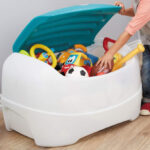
[66,66,89,78]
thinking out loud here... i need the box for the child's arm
[115,1,135,17]
[96,0,150,69]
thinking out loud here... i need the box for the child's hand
[114,1,126,15]
[96,52,114,70]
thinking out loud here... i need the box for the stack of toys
[19,38,145,78]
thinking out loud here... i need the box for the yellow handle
[30,44,57,68]
[112,44,145,71]
[74,44,87,52]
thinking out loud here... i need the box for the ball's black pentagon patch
[80,70,86,76]
[68,68,74,74]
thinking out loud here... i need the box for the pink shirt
[125,0,150,35]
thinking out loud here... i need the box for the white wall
[0,0,138,92]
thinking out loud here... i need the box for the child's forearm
[109,31,132,56]
[123,8,135,17]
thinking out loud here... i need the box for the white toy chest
[1,4,142,147]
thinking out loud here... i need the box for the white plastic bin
[1,4,142,147]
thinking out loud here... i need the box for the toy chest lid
[13,4,121,53]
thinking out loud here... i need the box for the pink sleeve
[125,0,150,35]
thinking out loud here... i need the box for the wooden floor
[0,111,150,150]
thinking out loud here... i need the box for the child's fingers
[95,60,99,67]
[96,58,102,66]
[104,62,108,69]
[114,1,125,9]
[114,1,118,6]
[99,60,104,69]
[108,61,113,70]
[114,1,125,15]
[120,3,124,8]
[114,1,121,6]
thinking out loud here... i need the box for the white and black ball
[66,66,89,78]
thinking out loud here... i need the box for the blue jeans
[141,45,150,103]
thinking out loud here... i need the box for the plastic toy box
[1,4,142,147]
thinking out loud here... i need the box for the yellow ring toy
[30,44,57,68]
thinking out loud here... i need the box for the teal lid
[13,4,121,53]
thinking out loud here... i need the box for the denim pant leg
[141,45,150,103]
